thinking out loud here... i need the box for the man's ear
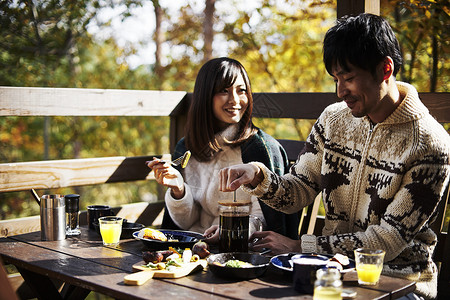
[382,56,394,81]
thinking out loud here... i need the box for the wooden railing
[0,87,186,237]
[1,86,449,297]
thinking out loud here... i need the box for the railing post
[337,0,380,18]
[169,94,191,154]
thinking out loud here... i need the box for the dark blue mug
[87,205,114,230]
[292,254,329,294]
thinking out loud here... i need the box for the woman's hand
[203,225,219,244]
[146,158,185,199]
[249,231,301,255]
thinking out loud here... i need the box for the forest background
[0,0,449,232]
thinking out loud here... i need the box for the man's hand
[203,225,219,244]
[250,231,301,255]
[218,163,263,191]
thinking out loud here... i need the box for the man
[218,14,449,299]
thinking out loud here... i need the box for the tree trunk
[153,0,164,85]
[430,34,437,92]
[203,0,215,62]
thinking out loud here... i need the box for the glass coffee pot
[218,200,251,253]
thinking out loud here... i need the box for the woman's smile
[213,73,248,129]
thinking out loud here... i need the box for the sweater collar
[378,81,428,125]
[216,124,239,146]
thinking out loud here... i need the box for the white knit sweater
[245,82,450,299]
[165,125,264,234]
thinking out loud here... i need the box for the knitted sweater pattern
[247,82,450,299]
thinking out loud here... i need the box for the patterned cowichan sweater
[245,82,450,299]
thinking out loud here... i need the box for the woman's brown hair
[185,57,257,161]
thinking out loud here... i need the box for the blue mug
[292,254,329,294]
[87,205,114,230]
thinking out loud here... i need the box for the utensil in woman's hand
[161,151,191,168]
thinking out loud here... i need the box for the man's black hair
[323,13,403,77]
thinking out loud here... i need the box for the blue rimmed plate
[132,229,203,250]
[270,253,355,274]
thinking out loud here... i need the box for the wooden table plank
[0,238,229,300]
[8,230,142,273]
[343,271,416,300]
[0,227,416,300]
[168,264,394,300]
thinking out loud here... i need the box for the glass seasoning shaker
[313,268,343,300]
[65,194,81,236]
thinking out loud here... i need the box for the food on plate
[141,247,201,271]
[225,260,254,268]
[191,254,200,262]
[143,250,174,264]
[326,253,350,271]
[192,241,210,259]
[330,253,350,266]
[213,259,254,268]
[183,249,192,264]
[138,228,168,242]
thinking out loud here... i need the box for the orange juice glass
[99,216,123,247]
[354,248,385,285]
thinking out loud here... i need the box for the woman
[147,57,299,242]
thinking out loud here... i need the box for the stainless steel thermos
[40,194,66,241]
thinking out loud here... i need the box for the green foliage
[222,1,336,93]
[0,0,108,86]
[382,0,449,92]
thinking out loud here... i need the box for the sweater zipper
[348,121,375,231]
[369,121,375,134]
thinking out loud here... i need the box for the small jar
[313,268,342,300]
[65,194,81,236]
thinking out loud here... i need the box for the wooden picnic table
[0,227,416,300]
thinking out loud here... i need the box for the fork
[161,150,191,168]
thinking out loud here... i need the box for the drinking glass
[354,248,385,285]
[249,215,263,237]
[87,205,114,230]
[98,216,123,247]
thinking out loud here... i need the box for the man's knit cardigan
[245,82,450,299]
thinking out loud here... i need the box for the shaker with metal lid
[313,268,343,300]
[40,194,66,241]
[65,194,81,236]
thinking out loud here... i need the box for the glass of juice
[98,216,123,247]
[218,200,250,253]
[354,248,385,285]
